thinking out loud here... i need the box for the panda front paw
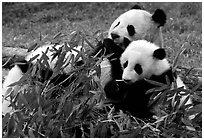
[104,80,119,94]
[104,80,126,101]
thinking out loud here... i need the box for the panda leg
[2,64,25,115]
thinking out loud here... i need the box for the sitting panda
[103,40,192,118]
[2,43,83,115]
[91,4,166,56]
[90,4,166,88]
[108,5,166,49]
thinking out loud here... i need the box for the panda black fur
[103,40,187,118]
[89,5,167,88]
[90,5,166,58]
[108,5,166,49]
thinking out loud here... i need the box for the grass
[2,2,202,68]
[2,2,202,138]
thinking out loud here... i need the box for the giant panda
[108,5,166,49]
[103,40,192,118]
[2,43,83,115]
[92,4,166,55]
[90,4,166,88]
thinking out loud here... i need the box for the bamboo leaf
[2,113,10,129]
[172,43,187,71]
[84,36,94,49]
[145,78,166,87]
[28,128,35,138]
[53,32,62,40]
[28,43,39,52]
[7,115,15,137]
[29,54,40,63]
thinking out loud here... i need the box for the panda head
[108,5,166,49]
[120,40,170,84]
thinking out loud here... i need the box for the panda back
[26,44,82,72]
[3,65,24,96]
[2,64,24,115]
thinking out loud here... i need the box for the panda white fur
[108,5,166,49]
[90,5,166,88]
[26,43,83,72]
[120,40,169,83]
[2,44,82,115]
[120,40,192,107]
[103,40,191,118]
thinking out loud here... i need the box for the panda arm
[89,38,123,58]
[104,80,127,102]
[89,40,105,57]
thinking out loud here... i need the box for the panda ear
[152,9,166,27]
[153,48,166,60]
[15,60,30,73]
[131,4,143,10]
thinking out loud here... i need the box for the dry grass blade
[191,82,202,93]
[172,43,187,72]
[39,32,42,41]
[84,36,94,49]
[2,55,16,67]
[53,32,62,40]
[145,78,166,87]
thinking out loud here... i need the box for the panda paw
[104,80,119,94]
[104,80,123,101]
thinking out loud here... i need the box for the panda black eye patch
[134,64,143,75]
[113,21,120,29]
[127,25,136,36]
[123,61,128,68]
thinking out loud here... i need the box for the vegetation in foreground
[2,2,202,138]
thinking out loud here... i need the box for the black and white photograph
[2,2,202,138]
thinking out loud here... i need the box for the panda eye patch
[127,25,136,36]
[123,61,128,68]
[113,21,120,29]
[134,64,143,75]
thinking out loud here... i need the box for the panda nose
[111,33,120,39]
[123,79,131,83]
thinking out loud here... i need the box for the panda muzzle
[111,33,120,39]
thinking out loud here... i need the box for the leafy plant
[2,30,202,138]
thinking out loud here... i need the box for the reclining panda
[2,44,83,115]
